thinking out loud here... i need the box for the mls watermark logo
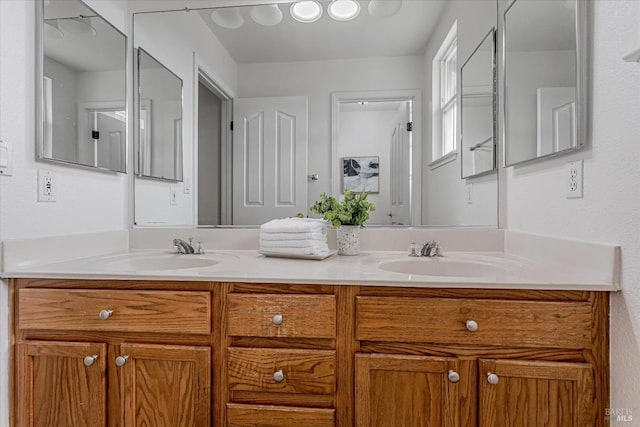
[605,408,635,422]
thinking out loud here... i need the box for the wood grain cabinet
[13,283,212,427]
[11,280,608,427]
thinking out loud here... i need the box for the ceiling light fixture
[250,4,283,26]
[328,0,360,21]
[211,7,244,29]
[58,16,97,36]
[44,20,64,39]
[368,0,403,18]
[290,1,323,24]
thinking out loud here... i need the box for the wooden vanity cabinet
[12,281,212,427]
[11,280,609,427]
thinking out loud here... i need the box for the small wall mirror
[37,0,127,172]
[136,48,183,182]
[461,28,496,179]
[503,0,586,166]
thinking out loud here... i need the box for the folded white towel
[260,246,330,256]
[260,239,327,248]
[260,218,327,234]
[260,232,326,241]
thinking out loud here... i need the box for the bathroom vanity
[3,229,617,427]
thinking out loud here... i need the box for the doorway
[331,90,422,226]
[196,71,232,226]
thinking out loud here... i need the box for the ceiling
[195,0,447,64]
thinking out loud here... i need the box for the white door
[233,96,308,225]
[390,102,411,225]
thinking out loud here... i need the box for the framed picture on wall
[342,156,379,193]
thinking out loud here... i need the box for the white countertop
[1,247,618,291]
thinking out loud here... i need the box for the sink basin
[97,254,221,272]
[378,258,505,278]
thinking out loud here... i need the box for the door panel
[118,343,211,427]
[355,353,459,427]
[479,359,594,427]
[234,96,308,224]
[17,341,107,427]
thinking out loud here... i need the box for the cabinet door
[16,341,107,427]
[117,343,211,427]
[479,359,594,427]
[355,353,460,427]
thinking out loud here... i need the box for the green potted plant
[310,190,375,255]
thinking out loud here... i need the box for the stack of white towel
[260,218,330,256]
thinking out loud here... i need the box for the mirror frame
[502,0,588,167]
[461,27,497,179]
[134,47,184,183]
[35,0,128,173]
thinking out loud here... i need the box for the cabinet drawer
[227,403,335,427]
[356,296,592,349]
[18,289,211,334]
[227,294,336,338]
[228,347,336,395]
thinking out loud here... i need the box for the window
[431,22,458,164]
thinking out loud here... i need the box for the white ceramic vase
[337,225,360,255]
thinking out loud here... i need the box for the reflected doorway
[197,71,232,226]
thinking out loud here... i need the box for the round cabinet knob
[272,314,283,326]
[115,355,129,367]
[465,320,479,332]
[447,370,460,383]
[487,372,499,385]
[83,355,98,367]
[99,309,113,321]
[273,370,284,383]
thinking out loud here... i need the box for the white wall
[423,0,498,226]
[238,56,424,212]
[502,0,640,412]
[0,1,129,425]
[133,10,237,226]
[338,109,397,225]
[44,57,79,162]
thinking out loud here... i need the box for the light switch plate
[170,186,177,206]
[0,139,12,176]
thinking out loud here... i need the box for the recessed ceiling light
[211,7,244,29]
[58,16,96,36]
[250,4,283,26]
[290,1,323,24]
[328,0,360,21]
[368,0,403,18]
[358,101,369,105]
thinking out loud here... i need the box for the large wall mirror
[461,29,496,179]
[503,0,586,166]
[131,0,498,227]
[136,48,184,182]
[37,0,127,172]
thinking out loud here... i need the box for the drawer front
[228,347,336,395]
[18,289,211,334]
[227,294,336,338]
[356,296,593,349]
[227,403,335,427]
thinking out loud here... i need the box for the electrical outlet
[169,186,177,206]
[38,170,56,202]
[566,160,583,199]
[466,183,473,204]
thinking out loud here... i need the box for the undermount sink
[378,258,505,278]
[95,253,223,272]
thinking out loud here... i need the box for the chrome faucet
[173,238,195,254]
[420,240,443,257]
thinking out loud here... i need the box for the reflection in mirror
[38,0,126,172]
[131,0,498,227]
[504,0,586,166]
[461,29,496,179]
[136,48,183,182]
